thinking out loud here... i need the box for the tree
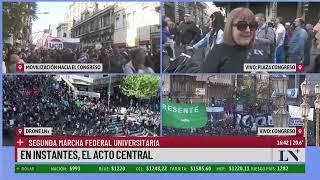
[121,75,160,100]
[3,2,38,41]
[239,75,270,113]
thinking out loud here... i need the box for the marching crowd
[2,47,160,73]
[163,115,257,137]
[163,7,320,73]
[3,76,160,146]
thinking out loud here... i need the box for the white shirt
[276,23,286,47]
[2,61,6,73]
[215,29,224,45]
[122,61,135,73]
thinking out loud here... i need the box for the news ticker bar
[15,164,305,173]
[15,137,306,148]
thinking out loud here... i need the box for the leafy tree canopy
[3,2,38,38]
[121,75,160,100]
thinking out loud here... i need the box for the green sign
[162,102,208,129]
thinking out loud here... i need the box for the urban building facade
[112,2,160,48]
[56,23,69,38]
[67,2,160,49]
[56,75,122,98]
[163,75,234,104]
[214,2,320,24]
[64,2,112,39]
[71,5,115,48]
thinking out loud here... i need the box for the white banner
[290,117,304,126]
[289,105,314,121]
[195,88,205,96]
[75,91,101,98]
[61,38,80,43]
[47,37,80,50]
[287,88,299,98]
[16,148,305,163]
[206,107,224,112]
[48,37,64,49]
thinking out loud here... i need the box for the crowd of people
[163,7,320,73]
[3,76,160,146]
[163,113,257,137]
[2,47,160,73]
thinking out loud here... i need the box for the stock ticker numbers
[14,164,305,173]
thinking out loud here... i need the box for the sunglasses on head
[233,21,258,31]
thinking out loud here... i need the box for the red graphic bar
[15,137,305,148]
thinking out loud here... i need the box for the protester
[200,7,268,73]
[187,11,224,55]
[2,51,6,73]
[305,24,315,65]
[163,6,317,73]
[132,48,155,74]
[178,14,201,47]
[288,18,308,63]
[284,22,294,62]
[255,13,276,60]
[109,48,127,73]
[162,18,175,59]
[314,18,320,49]
[97,48,110,71]
[274,17,286,63]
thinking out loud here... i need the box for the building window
[106,13,110,25]
[132,11,136,27]
[123,14,126,27]
[109,12,113,25]
[100,17,103,28]
[90,21,94,31]
[103,15,107,27]
[95,19,99,30]
[127,13,131,28]
[115,15,120,28]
